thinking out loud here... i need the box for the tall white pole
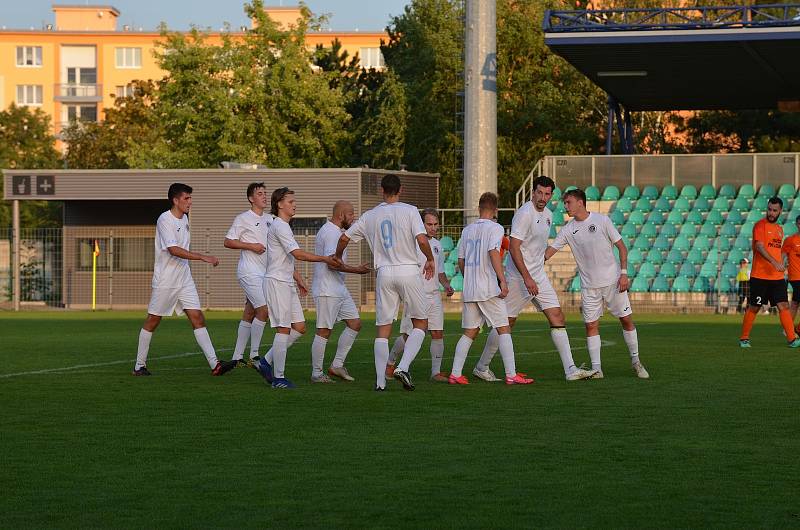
[13,199,20,312]
[463,0,497,223]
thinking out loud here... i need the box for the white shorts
[581,284,633,323]
[504,276,561,317]
[264,277,305,328]
[462,297,510,330]
[375,268,430,326]
[239,275,267,308]
[147,283,201,317]
[400,292,444,334]
[315,295,359,329]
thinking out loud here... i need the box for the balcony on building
[54,83,103,103]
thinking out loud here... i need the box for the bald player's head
[332,200,355,229]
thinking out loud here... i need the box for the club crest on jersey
[589,224,597,233]
[434,247,439,254]
[546,218,551,226]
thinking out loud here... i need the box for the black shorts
[791,281,800,303]
[748,278,788,307]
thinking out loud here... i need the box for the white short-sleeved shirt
[551,212,622,289]
[506,202,551,283]
[458,219,504,302]
[312,221,349,298]
[419,237,443,293]
[265,217,300,284]
[345,202,425,271]
[152,210,192,289]
[225,210,274,279]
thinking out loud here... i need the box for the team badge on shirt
[546,218,551,226]
[589,224,597,233]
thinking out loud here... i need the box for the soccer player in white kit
[311,200,371,383]
[449,192,533,385]
[259,187,341,389]
[133,183,235,376]
[544,188,650,379]
[335,174,435,391]
[387,208,454,382]
[224,182,273,368]
[472,176,596,382]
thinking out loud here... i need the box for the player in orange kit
[739,197,800,348]
[781,213,800,330]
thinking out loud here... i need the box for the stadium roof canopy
[543,4,800,111]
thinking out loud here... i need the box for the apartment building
[0,4,387,136]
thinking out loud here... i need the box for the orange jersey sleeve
[783,234,800,281]
[751,219,784,280]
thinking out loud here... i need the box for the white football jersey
[345,202,425,271]
[225,210,274,279]
[458,219,504,302]
[419,237,443,293]
[506,201,552,283]
[551,212,622,289]
[312,221,349,298]
[152,210,192,289]
[265,217,300,284]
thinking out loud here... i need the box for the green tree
[0,104,62,227]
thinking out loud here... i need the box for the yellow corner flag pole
[92,239,100,310]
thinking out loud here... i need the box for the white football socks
[374,338,390,389]
[193,327,219,368]
[497,332,517,378]
[397,328,426,372]
[311,335,328,378]
[430,338,444,376]
[135,328,152,370]
[265,328,303,364]
[232,320,251,361]
[388,335,405,365]
[271,333,289,379]
[249,318,266,359]
[587,334,602,372]
[332,327,358,369]
[550,327,577,375]
[623,328,640,364]
[475,328,499,371]
[451,335,473,377]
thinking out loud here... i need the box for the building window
[114,84,135,98]
[359,47,385,70]
[77,239,110,271]
[115,47,142,68]
[16,46,42,67]
[76,237,155,272]
[16,85,43,106]
[66,104,98,123]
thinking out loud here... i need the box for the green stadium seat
[699,261,718,278]
[586,185,601,201]
[686,211,704,225]
[757,184,775,197]
[692,198,711,212]
[634,235,650,251]
[610,210,626,226]
[671,276,691,292]
[552,187,562,201]
[700,222,718,237]
[666,249,683,263]
[784,222,798,237]
[727,248,745,264]
[547,201,557,211]
[712,196,730,212]
[447,247,460,264]
[679,223,698,237]
[568,275,581,292]
[641,223,658,237]
[647,210,665,225]
[450,273,463,292]
[628,248,644,265]
[666,210,684,225]
[638,262,657,278]
[734,235,751,251]
[634,197,652,213]
[686,249,704,265]
[629,211,645,226]
[680,185,698,200]
[699,184,716,199]
[661,185,678,200]
[440,236,455,252]
[614,197,633,213]
[746,209,763,222]
[549,225,557,239]
[660,223,678,238]
[731,197,750,213]
[660,262,678,278]
[753,195,769,210]
[778,184,795,199]
[741,220,755,234]
[721,262,738,279]
[552,211,565,226]
[631,276,650,292]
[679,262,697,278]
[725,210,743,226]
[622,185,640,200]
[720,222,738,237]
[714,278,734,293]
[646,251,664,266]
[627,262,636,276]
[691,276,710,292]
[706,209,724,225]
[706,246,719,261]
[621,223,638,239]
[718,184,736,199]
[672,235,691,252]
[641,185,659,200]
[738,184,755,199]
[673,197,691,212]
[654,197,671,212]
[653,235,671,252]
[602,185,620,201]
[443,261,456,278]
[650,276,670,292]
[693,237,712,251]
[564,185,578,192]
[718,237,731,251]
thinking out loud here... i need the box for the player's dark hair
[168,183,192,206]
[271,187,294,216]
[381,174,402,196]
[247,182,265,201]
[768,196,783,209]
[421,208,439,222]
[563,188,587,206]
[795,214,800,223]
[532,175,556,192]
[479,192,499,211]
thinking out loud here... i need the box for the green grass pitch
[1,310,798,528]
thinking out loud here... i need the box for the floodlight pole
[13,199,20,312]
[463,0,497,223]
